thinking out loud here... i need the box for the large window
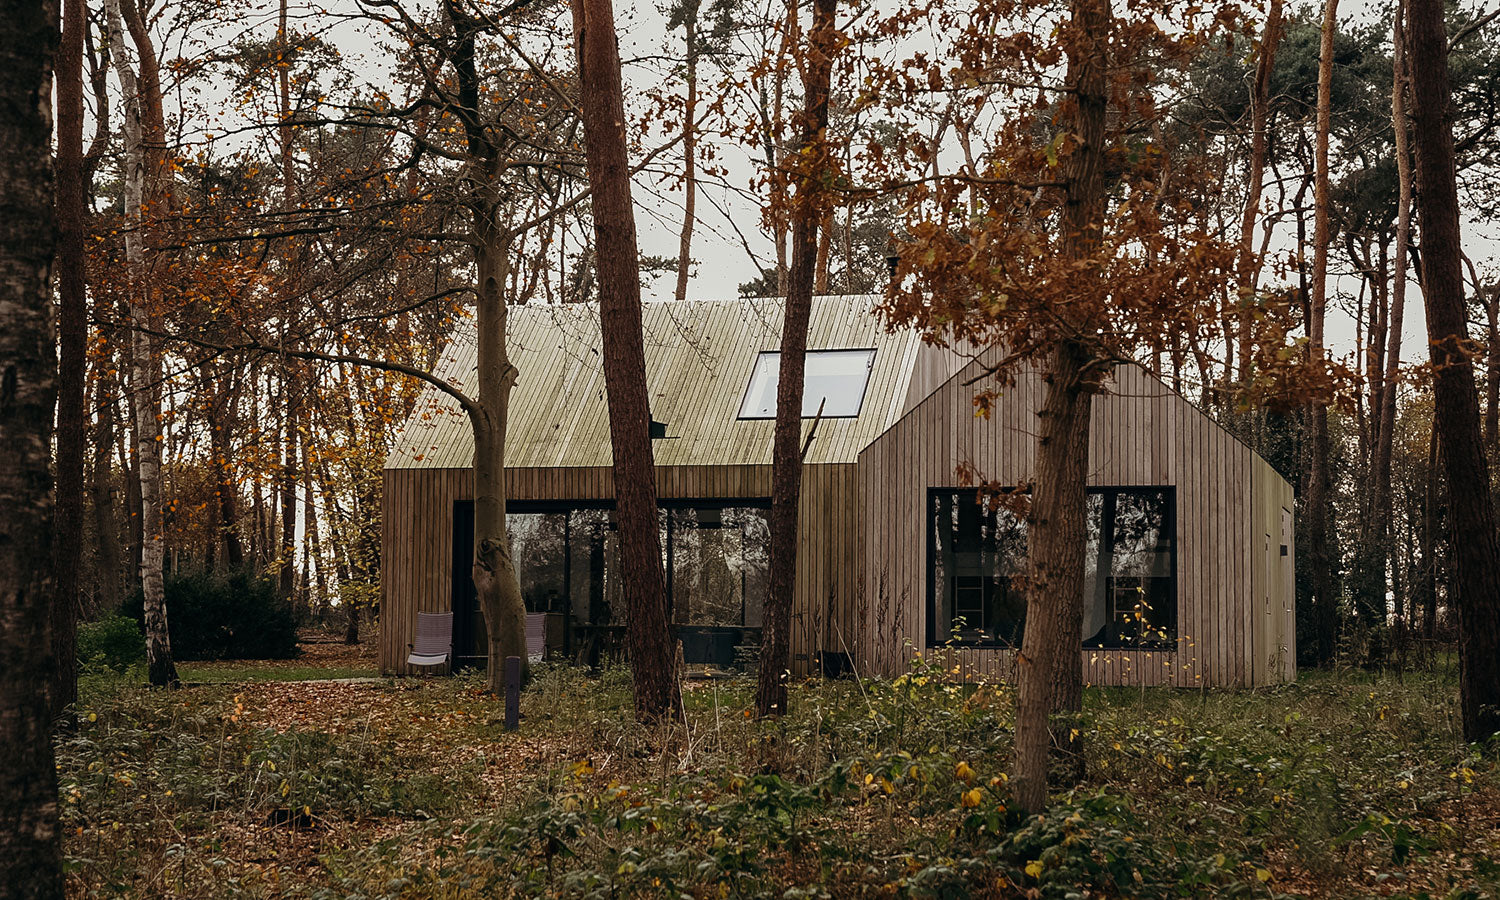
[928,487,1177,649]
[738,349,876,419]
[453,500,770,664]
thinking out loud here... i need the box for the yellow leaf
[961,789,982,808]
[1256,869,1272,883]
[1025,861,1043,878]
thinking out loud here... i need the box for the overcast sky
[163,0,1498,369]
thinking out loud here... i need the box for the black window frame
[925,485,1178,650]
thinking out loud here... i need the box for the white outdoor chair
[407,611,454,672]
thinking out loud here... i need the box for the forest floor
[60,643,1499,899]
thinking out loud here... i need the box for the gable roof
[385,295,930,470]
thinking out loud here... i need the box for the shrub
[76,614,146,673]
[125,568,298,660]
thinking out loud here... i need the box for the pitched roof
[385,295,927,469]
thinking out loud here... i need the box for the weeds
[60,661,1500,898]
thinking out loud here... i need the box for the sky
[144,0,1498,368]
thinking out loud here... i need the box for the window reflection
[929,487,1176,649]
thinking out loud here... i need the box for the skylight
[738,349,876,419]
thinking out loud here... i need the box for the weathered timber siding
[855,353,1293,688]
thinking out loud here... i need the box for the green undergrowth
[60,661,1500,899]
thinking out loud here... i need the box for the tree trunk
[1370,1,1413,633]
[571,0,680,721]
[1303,0,1340,667]
[756,0,837,718]
[51,0,88,718]
[91,374,125,611]
[109,0,176,688]
[1484,283,1499,456]
[279,393,299,606]
[1013,343,1095,813]
[210,371,244,570]
[1408,0,1500,742]
[0,0,63,893]
[304,443,328,614]
[1012,0,1109,814]
[1422,426,1440,638]
[673,0,698,304]
[344,594,360,644]
[1234,0,1284,386]
[468,225,529,692]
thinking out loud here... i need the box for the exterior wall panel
[854,353,1288,688]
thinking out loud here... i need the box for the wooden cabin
[381,295,1296,687]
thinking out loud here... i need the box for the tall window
[738,349,876,418]
[928,487,1177,649]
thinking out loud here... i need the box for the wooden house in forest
[381,295,1297,687]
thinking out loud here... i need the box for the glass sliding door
[454,498,770,667]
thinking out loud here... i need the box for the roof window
[738,349,876,419]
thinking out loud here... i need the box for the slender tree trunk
[109,0,176,688]
[756,0,838,719]
[673,1,698,304]
[344,595,360,644]
[92,374,125,611]
[571,0,681,720]
[51,0,88,717]
[1484,284,1499,455]
[1408,0,1500,742]
[1422,426,1439,639]
[279,395,299,605]
[814,211,833,294]
[1303,0,1340,667]
[304,442,328,614]
[1012,0,1109,814]
[1234,0,1283,387]
[210,373,244,570]
[0,0,63,892]
[1371,2,1414,634]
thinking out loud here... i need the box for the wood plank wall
[379,463,859,676]
[854,358,1290,688]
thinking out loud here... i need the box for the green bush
[76,614,145,673]
[125,568,298,661]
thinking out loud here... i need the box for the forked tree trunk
[572,0,681,721]
[0,0,63,893]
[1303,0,1339,667]
[109,0,176,688]
[756,0,837,719]
[1407,0,1500,742]
[1011,0,1109,814]
[52,0,88,717]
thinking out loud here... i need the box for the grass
[58,653,1500,899]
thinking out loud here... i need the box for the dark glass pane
[1084,489,1175,648]
[930,491,1026,646]
[667,505,769,628]
[567,508,621,627]
[510,513,568,614]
